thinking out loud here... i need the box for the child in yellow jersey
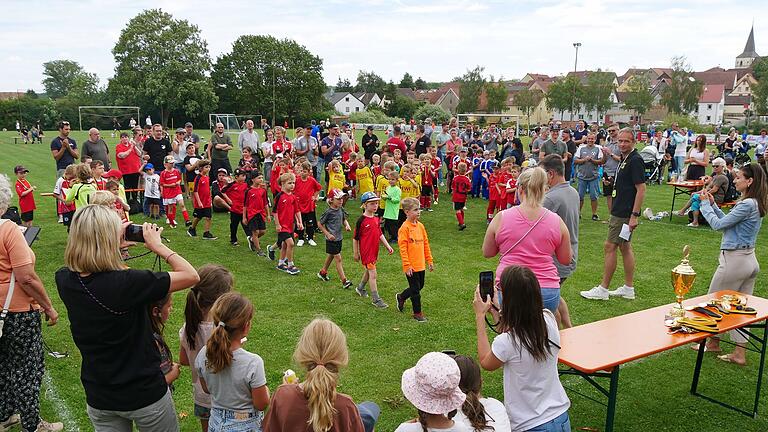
[397,165,421,225]
[327,159,346,194]
[375,161,396,218]
[355,153,375,196]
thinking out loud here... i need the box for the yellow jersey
[356,166,374,194]
[375,174,388,209]
[398,176,421,202]
[328,169,346,192]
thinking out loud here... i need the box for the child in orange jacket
[395,197,434,322]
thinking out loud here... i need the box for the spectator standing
[530,126,548,162]
[184,122,201,152]
[685,135,710,181]
[574,132,604,220]
[208,123,234,181]
[81,128,111,170]
[143,124,171,171]
[320,124,344,182]
[361,126,380,162]
[50,121,79,177]
[386,126,408,155]
[238,119,260,155]
[482,123,499,153]
[413,125,432,157]
[601,124,622,212]
[295,126,320,180]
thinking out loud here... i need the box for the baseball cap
[164,155,175,164]
[360,191,380,206]
[217,168,228,174]
[332,151,342,158]
[327,188,346,201]
[14,165,28,174]
[103,169,123,179]
[175,128,185,134]
[459,147,468,152]
[144,163,154,171]
[184,122,193,127]
[234,168,246,176]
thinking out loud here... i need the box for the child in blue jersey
[481,149,497,199]
[471,151,484,198]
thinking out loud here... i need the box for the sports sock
[371,291,381,301]
[358,280,366,290]
[457,210,465,225]
[182,210,190,222]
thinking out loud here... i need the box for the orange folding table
[558,290,768,431]
[667,179,704,221]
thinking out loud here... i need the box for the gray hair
[540,127,549,134]
[0,174,11,214]
[618,127,636,142]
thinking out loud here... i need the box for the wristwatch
[631,211,641,217]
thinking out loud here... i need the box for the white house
[327,92,366,115]
[695,84,725,125]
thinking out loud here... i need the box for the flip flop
[689,343,722,353]
[717,354,747,366]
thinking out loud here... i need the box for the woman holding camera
[56,205,199,431]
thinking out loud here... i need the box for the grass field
[2,129,767,432]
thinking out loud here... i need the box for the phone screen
[479,271,494,302]
[124,224,145,243]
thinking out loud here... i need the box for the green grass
[2,130,768,432]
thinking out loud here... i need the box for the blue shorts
[209,408,262,431]
[540,288,561,313]
[527,410,571,431]
[578,178,600,201]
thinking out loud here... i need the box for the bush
[661,113,702,132]
[413,104,450,123]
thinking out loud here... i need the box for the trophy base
[666,304,686,321]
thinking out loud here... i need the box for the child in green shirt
[382,171,401,242]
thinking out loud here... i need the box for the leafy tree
[413,104,451,123]
[354,70,387,95]
[108,9,218,125]
[583,70,616,120]
[547,75,582,120]
[514,88,544,131]
[212,35,326,125]
[623,74,654,123]
[661,56,704,114]
[383,80,398,107]
[399,73,415,89]
[42,60,100,99]
[457,66,486,113]
[387,95,420,120]
[335,77,353,93]
[414,77,428,90]
[485,80,508,113]
[752,58,768,115]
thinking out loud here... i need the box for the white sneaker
[580,285,609,300]
[643,208,654,220]
[308,239,317,246]
[296,239,305,247]
[35,419,64,431]
[608,285,636,299]
[1,414,20,431]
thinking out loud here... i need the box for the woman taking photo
[56,205,199,431]
[697,163,767,365]
[685,135,709,181]
[473,265,571,431]
[482,167,571,312]
[0,174,62,432]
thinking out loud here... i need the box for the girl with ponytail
[450,355,509,431]
[178,264,233,431]
[263,318,379,432]
[195,292,270,431]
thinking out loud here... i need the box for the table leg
[605,366,620,432]
[751,319,768,417]
[669,187,678,221]
[690,337,706,395]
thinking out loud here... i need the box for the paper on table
[619,224,632,241]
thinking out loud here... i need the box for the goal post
[208,113,241,134]
[78,106,140,131]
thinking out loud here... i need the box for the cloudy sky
[0,0,763,92]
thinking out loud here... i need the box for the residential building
[326,92,366,114]
[694,84,725,125]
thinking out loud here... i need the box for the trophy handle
[682,245,690,261]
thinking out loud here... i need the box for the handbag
[0,219,15,339]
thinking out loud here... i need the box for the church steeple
[736,25,760,68]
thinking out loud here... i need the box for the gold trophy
[670,245,696,318]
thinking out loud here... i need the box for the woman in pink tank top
[482,167,572,312]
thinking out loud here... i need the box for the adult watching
[143,123,171,170]
[685,134,709,180]
[55,205,199,430]
[51,120,79,177]
[601,124,622,212]
[697,163,767,365]
[320,124,343,182]
[482,167,571,312]
[473,265,571,431]
[238,119,260,154]
[82,128,111,170]
[295,126,319,180]
[209,122,234,180]
[115,132,143,202]
[184,122,201,151]
[574,132,604,220]
[361,125,380,162]
[0,174,63,432]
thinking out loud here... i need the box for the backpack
[128,197,143,215]
[1,206,21,225]
[724,171,740,202]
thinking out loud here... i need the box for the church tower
[736,25,759,68]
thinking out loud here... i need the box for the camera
[479,271,494,302]
[125,224,145,243]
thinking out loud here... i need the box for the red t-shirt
[270,165,283,195]
[373,166,381,177]
[494,171,511,202]
[506,177,518,207]
[225,182,248,214]
[244,187,269,220]
[60,179,76,213]
[272,139,292,157]
[431,157,442,175]
[294,176,322,213]
[159,169,182,198]
[193,175,211,209]
[452,175,471,203]
[420,166,435,187]
[94,177,107,191]
[386,137,407,155]
[354,215,383,265]
[488,172,500,200]
[273,192,299,233]
[15,179,35,213]
[115,142,142,174]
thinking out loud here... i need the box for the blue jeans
[540,288,560,314]
[209,408,263,432]
[675,156,685,177]
[577,178,600,201]
[436,147,445,183]
[526,410,571,431]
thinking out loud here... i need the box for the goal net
[78,106,140,132]
[208,113,241,134]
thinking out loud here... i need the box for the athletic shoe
[396,293,405,312]
[267,245,275,261]
[342,279,353,289]
[1,414,20,431]
[308,239,318,246]
[34,420,64,432]
[317,272,330,281]
[187,227,197,237]
[166,217,171,225]
[608,285,636,300]
[426,208,433,212]
[592,214,599,221]
[356,286,369,298]
[230,241,239,246]
[458,224,467,231]
[297,239,305,247]
[276,263,288,272]
[169,220,177,228]
[202,232,217,240]
[372,298,388,308]
[57,215,63,224]
[580,286,609,300]
[185,220,192,227]
[256,250,267,257]
[413,313,428,322]
[286,266,301,275]
[247,236,256,252]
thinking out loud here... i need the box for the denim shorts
[526,410,571,431]
[209,407,262,432]
[577,177,600,201]
[540,288,560,313]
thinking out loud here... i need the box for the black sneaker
[247,236,256,252]
[396,293,405,312]
[317,272,330,281]
[342,280,353,289]
[231,241,239,246]
[459,224,467,231]
[267,245,276,261]
[187,227,197,237]
[185,220,193,227]
[592,214,599,221]
[202,232,217,240]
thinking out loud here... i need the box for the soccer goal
[78,106,140,132]
[208,113,242,134]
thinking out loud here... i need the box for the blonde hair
[294,318,349,432]
[517,166,547,206]
[205,292,253,373]
[383,161,398,172]
[89,190,116,206]
[74,163,93,183]
[279,172,296,186]
[65,205,127,273]
[402,197,420,211]
[64,164,77,178]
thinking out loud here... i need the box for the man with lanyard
[361,126,380,162]
[581,128,645,301]
[50,120,79,178]
[142,123,170,170]
[320,123,343,183]
[601,124,622,212]
[238,119,260,155]
[208,122,234,180]
[295,125,320,180]
[82,128,111,170]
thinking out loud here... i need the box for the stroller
[640,144,664,184]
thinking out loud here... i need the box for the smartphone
[124,224,145,243]
[479,271,494,302]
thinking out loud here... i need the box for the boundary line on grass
[42,370,78,432]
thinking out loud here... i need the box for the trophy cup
[670,245,696,318]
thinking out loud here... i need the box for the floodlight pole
[572,42,581,122]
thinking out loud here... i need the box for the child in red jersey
[14,165,36,227]
[353,192,394,308]
[243,172,271,256]
[224,168,250,246]
[55,164,77,227]
[189,160,218,240]
[452,161,471,230]
[428,146,441,204]
[268,172,303,275]
[506,164,520,209]
[90,160,107,190]
[418,153,435,212]
[486,166,503,224]
[371,154,382,178]
[293,161,322,247]
[160,155,190,228]
[269,156,285,197]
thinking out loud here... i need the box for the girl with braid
[451,355,509,431]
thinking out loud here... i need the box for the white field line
[42,370,79,431]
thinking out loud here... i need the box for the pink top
[495,207,561,288]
